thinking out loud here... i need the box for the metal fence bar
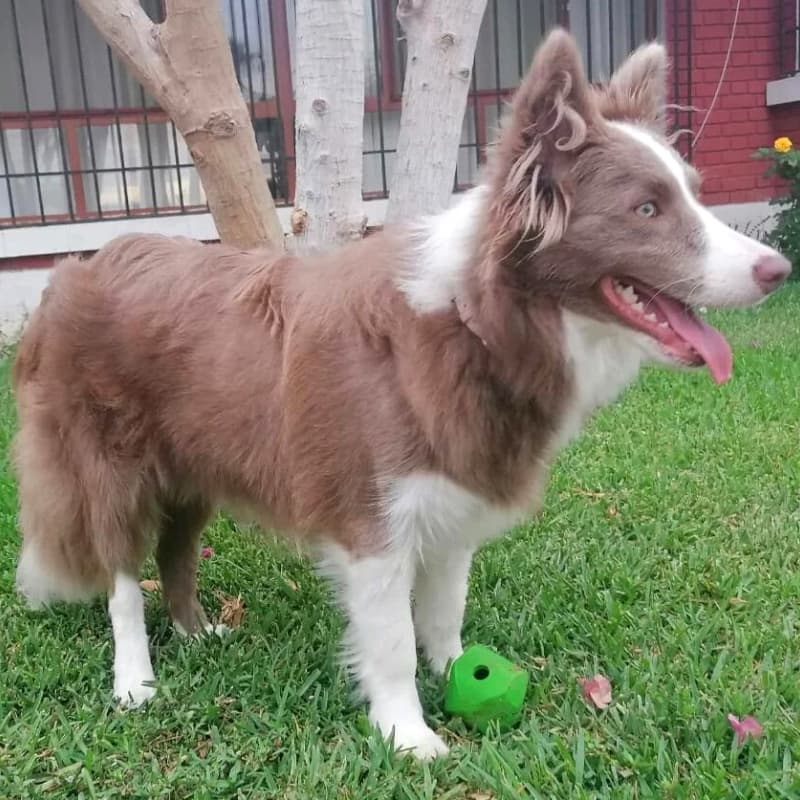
[253,0,271,103]
[779,0,786,76]
[170,122,186,212]
[585,0,593,80]
[469,42,481,171]
[10,0,47,223]
[267,0,294,203]
[40,0,77,221]
[253,0,281,197]
[371,0,389,195]
[240,0,258,117]
[671,0,680,147]
[0,119,18,223]
[608,0,615,75]
[106,47,132,215]
[796,0,799,73]
[492,0,502,126]
[228,0,243,88]
[539,1,547,51]
[71,0,104,218]
[138,85,161,215]
[629,0,636,57]
[686,0,693,162]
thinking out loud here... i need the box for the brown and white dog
[13,31,789,758]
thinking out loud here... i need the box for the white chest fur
[383,472,525,555]
[383,313,647,556]
[555,310,647,448]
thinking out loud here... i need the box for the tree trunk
[77,0,284,249]
[385,0,488,224]
[293,0,366,250]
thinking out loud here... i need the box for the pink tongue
[650,294,733,385]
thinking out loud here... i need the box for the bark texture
[386,0,488,224]
[293,0,366,249]
[77,0,284,249]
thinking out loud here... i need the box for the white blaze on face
[611,122,784,308]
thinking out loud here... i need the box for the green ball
[444,645,529,732]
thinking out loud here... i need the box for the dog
[12,30,790,759]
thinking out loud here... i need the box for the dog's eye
[635,201,658,218]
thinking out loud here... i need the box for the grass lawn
[1,287,799,800]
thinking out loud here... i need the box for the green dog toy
[444,645,529,732]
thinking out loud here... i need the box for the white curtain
[0,128,71,218]
[81,124,205,213]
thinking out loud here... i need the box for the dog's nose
[753,254,792,294]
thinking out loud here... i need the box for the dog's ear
[594,42,668,132]
[490,29,599,253]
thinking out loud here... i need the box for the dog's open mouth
[599,276,733,385]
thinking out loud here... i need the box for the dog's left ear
[490,29,600,253]
[595,42,668,132]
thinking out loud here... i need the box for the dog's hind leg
[155,499,226,637]
[14,408,157,707]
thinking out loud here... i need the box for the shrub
[754,137,800,276]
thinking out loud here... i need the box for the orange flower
[774,137,793,153]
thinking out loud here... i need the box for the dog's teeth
[620,286,637,304]
[632,301,644,312]
[644,312,657,322]
[659,321,669,328]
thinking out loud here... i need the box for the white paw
[372,708,450,760]
[425,643,463,677]
[175,622,231,639]
[21,593,48,612]
[114,677,156,708]
[390,723,450,760]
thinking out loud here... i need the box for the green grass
[1,288,800,800]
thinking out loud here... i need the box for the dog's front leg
[321,544,449,759]
[414,546,473,675]
[109,572,156,707]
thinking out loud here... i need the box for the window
[778,0,800,78]
[0,0,292,224]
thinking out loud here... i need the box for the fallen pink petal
[200,546,214,559]
[578,674,612,710]
[727,714,763,746]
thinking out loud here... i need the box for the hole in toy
[474,665,490,680]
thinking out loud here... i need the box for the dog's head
[485,29,790,384]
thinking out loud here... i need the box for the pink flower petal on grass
[200,546,214,559]
[727,714,763,746]
[578,674,612,710]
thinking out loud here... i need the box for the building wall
[678,0,800,207]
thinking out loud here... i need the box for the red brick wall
[667,0,800,206]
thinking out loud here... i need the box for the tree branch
[77,0,284,249]
[76,0,164,93]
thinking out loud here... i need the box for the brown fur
[12,220,568,603]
